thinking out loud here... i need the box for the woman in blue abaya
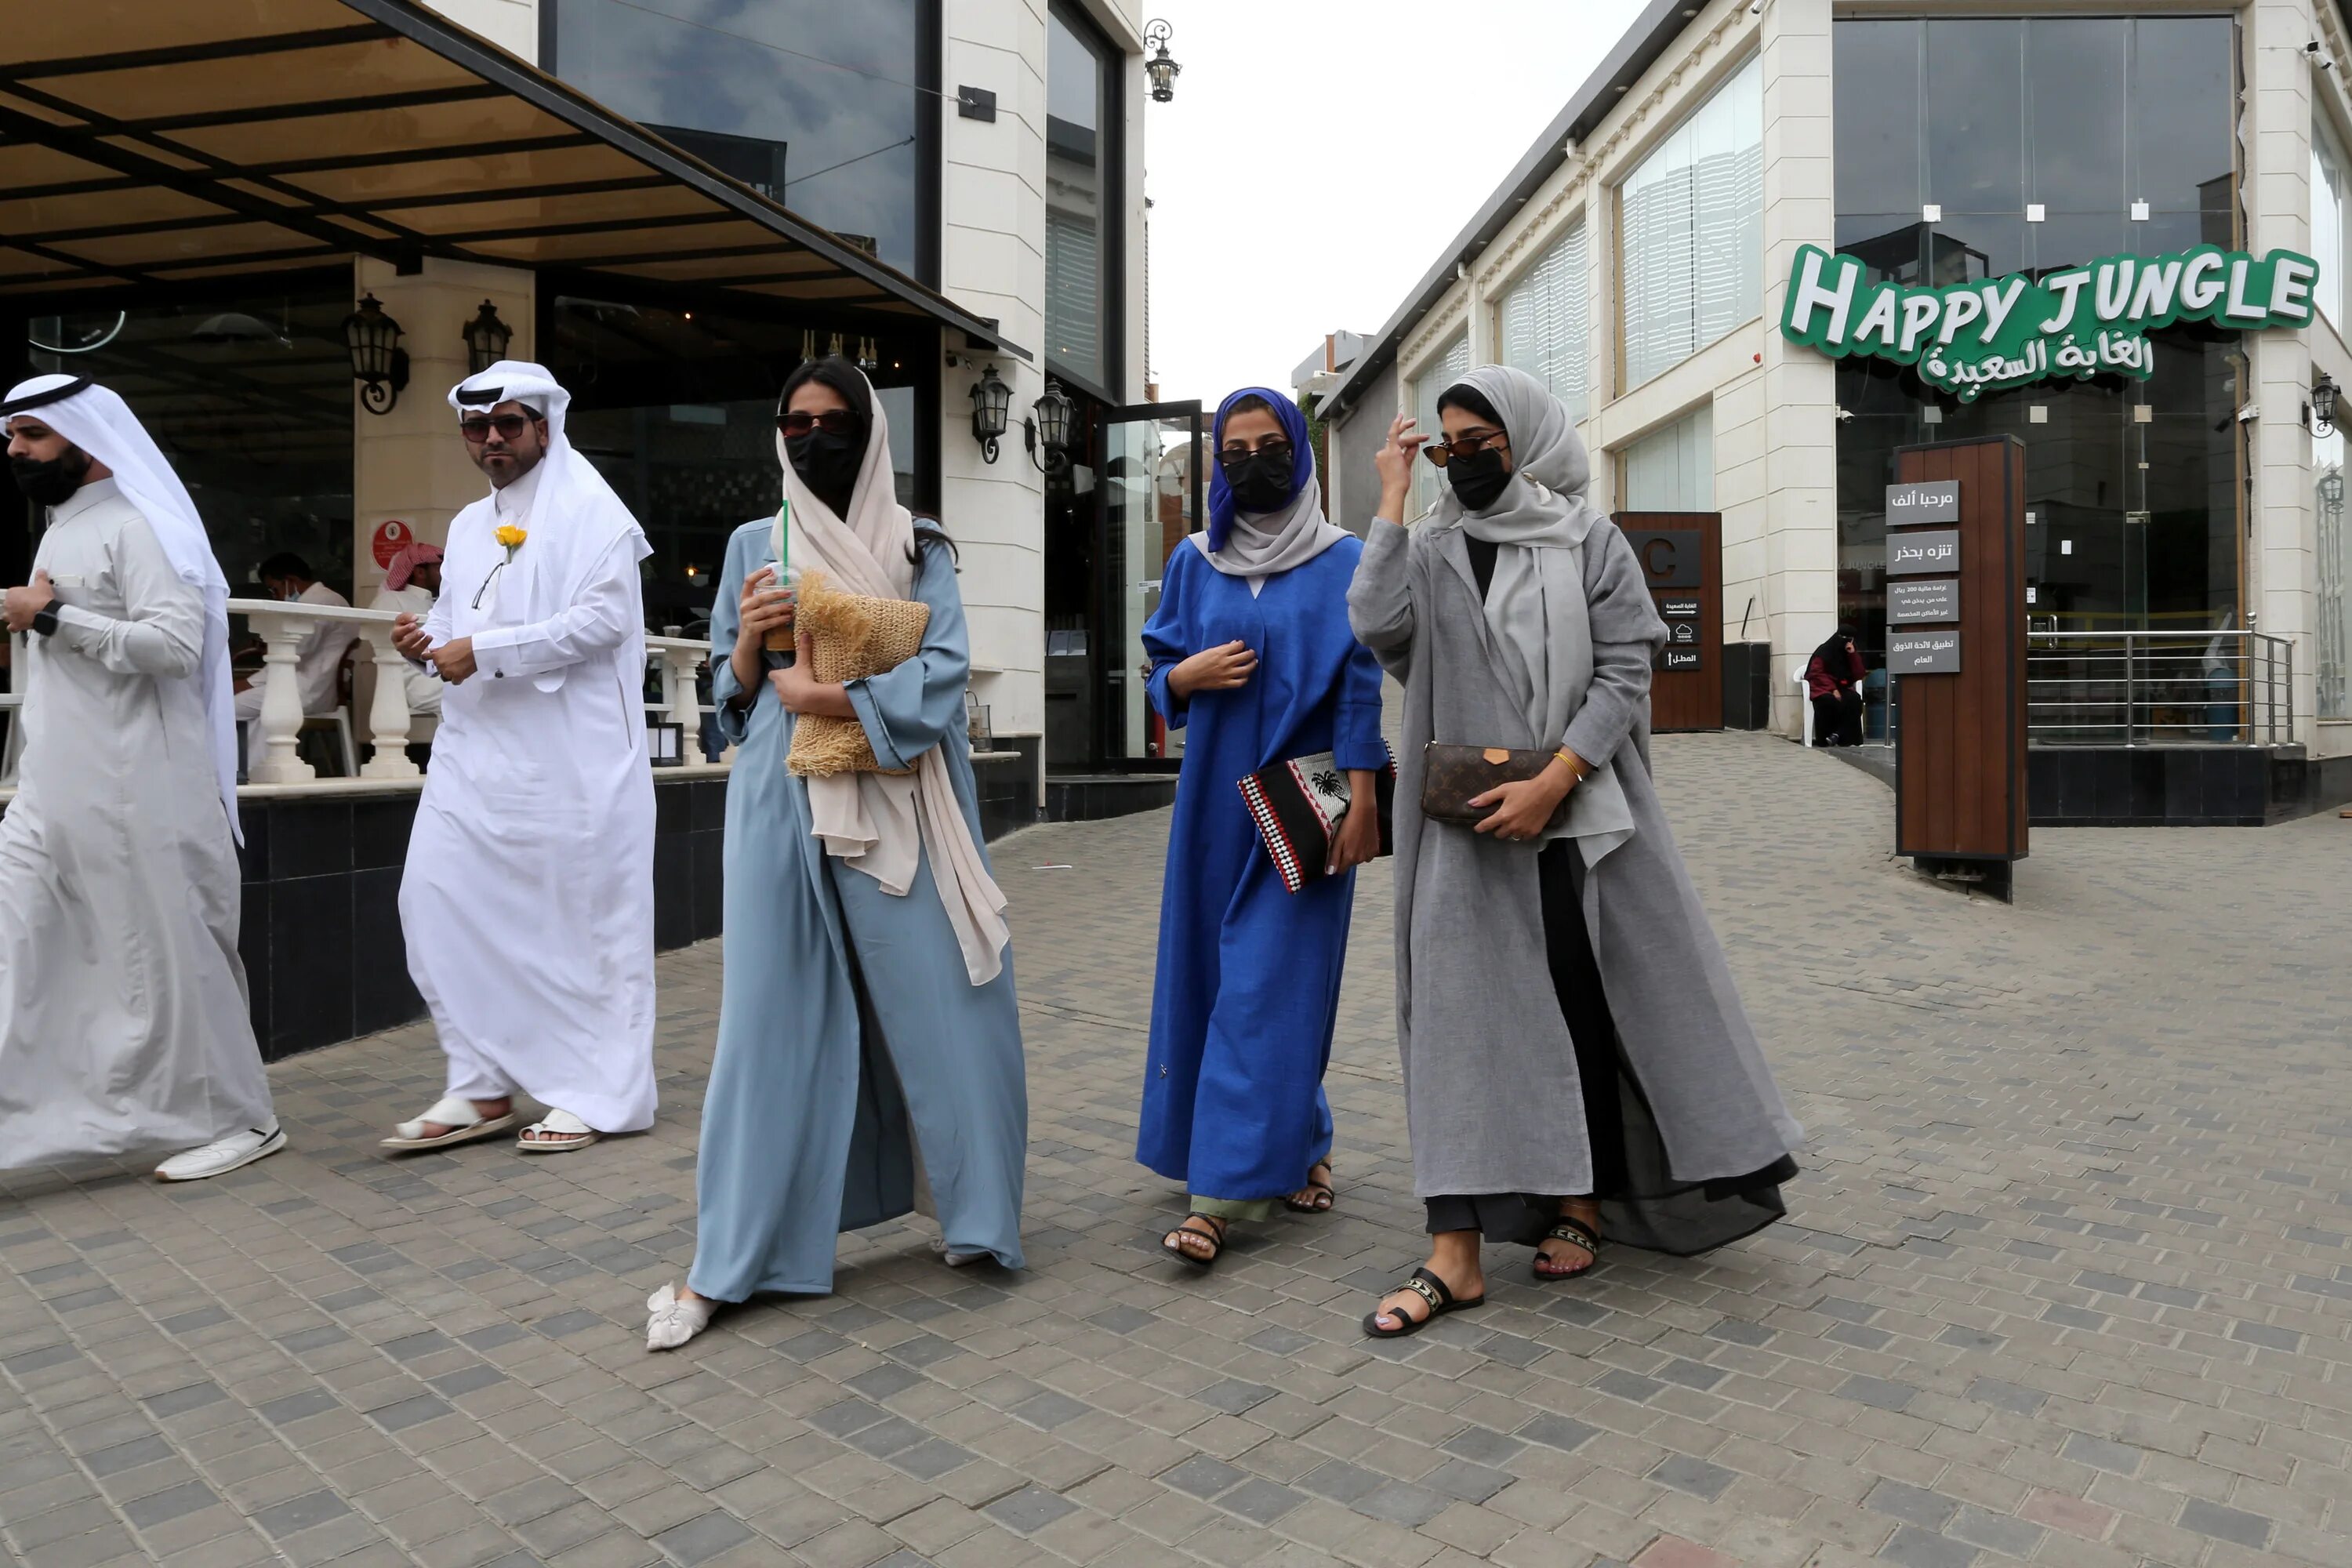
[1137,387,1388,1266]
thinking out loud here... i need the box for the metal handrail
[2024,629,2295,746]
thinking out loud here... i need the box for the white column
[249,615,317,784]
[359,625,419,779]
[1758,0,1841,737]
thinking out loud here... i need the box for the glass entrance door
[1095,401,1201,762]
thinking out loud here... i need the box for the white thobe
[368,583,442,715]
[0,479,272,1166]
[396,466,658,1131]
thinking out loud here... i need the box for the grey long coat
[1348,516,1802,1199]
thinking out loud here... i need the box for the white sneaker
[155,1121,287,1182]
[645,1284,716,1352]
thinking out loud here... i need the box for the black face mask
[9,448,89,508]
[1221,448,1294,514]
[1446,446,1513,512]
[785,427,865,516]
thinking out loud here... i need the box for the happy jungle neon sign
[1779,241,2321,401]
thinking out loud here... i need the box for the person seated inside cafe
[231,552,358,768]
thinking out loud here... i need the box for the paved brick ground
[3,731,2349,1568]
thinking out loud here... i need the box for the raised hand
[1374,415,1428,519]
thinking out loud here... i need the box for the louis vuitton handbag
[1419,743,1563,829]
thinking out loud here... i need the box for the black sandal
[1162,1214,1226,1268]
[1284,1161,1337,1214]
[1534,1216,1604,1282]
[1362,1266,1486,1339]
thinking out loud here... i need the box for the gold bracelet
[1555,748,1586,781]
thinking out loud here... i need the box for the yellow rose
[494,524,528,550]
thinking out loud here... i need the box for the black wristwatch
[29,606,58,638]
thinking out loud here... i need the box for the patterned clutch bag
[1419,743,1560,829]
[1238,750,1396,895]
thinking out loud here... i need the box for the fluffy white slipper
[381,1096,517,1152]
[645,1284,716,1352]
[516,1109,599,1153]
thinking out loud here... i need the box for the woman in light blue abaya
[1137,387,1388,1267]
[646,358,1025,1350]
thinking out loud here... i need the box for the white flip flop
[516,1109,599,1153]
[381,1096,517,1152]
[645,1284,716,1352]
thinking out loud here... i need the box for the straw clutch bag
[784,570,931,778]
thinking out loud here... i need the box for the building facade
[1321,0,2352,771]
[9,0,1168,803]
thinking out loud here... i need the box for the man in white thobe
[0,375,282,1181]
[384,362,656,1154]
[232,552,359,770]
[368,541,443,720]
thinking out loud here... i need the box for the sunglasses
[777,409,861,438]
[1421,430,1508,468]
[459,413,536,444]
[1217,440,1292,466]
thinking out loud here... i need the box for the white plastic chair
[1796,671,1816,746]
[299,709,358,776]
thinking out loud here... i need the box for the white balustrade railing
[220,598,708,787]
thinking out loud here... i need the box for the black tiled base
[2027,746,2350,827]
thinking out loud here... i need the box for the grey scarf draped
[1191,448,1347,595]
[1428,364,1634,861]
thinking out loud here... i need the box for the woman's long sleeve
[708,531,757,746]
[1142,545,1192,728]
[1562,525,1668,770]
[1346,517,1417,682]
[845,539,973,771]
[51,512,205,679]
[1333,622,1389,771]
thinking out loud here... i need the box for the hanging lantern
[1025,377,1074,472]
[1144,20,1181,103]
[461,299,513,376]
[968,365,1011,463]
[342,293,408,416]
[800,328,816,361]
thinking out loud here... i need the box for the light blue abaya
[689,518,1026,1299]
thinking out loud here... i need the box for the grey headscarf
[1430,364,1634,860]
[1191,444,1347,595]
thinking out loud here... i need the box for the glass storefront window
[25,292,354,595]
[1498,216,1590,423]
[1619,54,1762,391]
[547,295,930,636]
[2314,116,2347,330]
[2320,428,2350,719]
[1411,329,1472,518]
[549,0,930,275]
[1620,406,1715,512]
[1831,16,2241,671]
[1047,5,1116,389]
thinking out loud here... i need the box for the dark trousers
[1425,842,1628,1240]
[1812,689,1864,747]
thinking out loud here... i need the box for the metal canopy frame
[0,0,1028,358]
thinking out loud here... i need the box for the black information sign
[1888,578,1961,625]
[1888,630,1962,673]
[1624,530,1702,589]
[1662,648,1701,671]
[1885,479,1961,524]
[1888,528,1960,577]
[1659,595,1700,619]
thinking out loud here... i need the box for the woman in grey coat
[1346,365,1802,1338]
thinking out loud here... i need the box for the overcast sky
[1140,0,1651,408]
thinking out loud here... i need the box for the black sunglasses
[1421,430,1508,468]
[1217,439,1292,466]
[459,413,537,443]
[777,409,861,438]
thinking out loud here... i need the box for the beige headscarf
[777,372,1011,985]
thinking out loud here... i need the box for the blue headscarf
[1206,387,1313,554]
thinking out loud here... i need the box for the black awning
[0,0,1027,355]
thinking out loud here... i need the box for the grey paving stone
[259,1389,340,1425]
[2178,1497,2273,1548]
[1946,1504,2044,1558]
[1963,1377,2045,1416]
[2060,1432,2142,1475]
[1837,1374,1919,1410]
[1298,1460,1384,1504]
[1442,1427,1525,1466]
[1517,1414,1599,1453]
[1866,1480,1959,1530]
[984,1486,1077,1534]
[1160,1454,1246,1498]
[1876,1526,1978,1568]
[1354,1480,1449,1527]
[1650,1455,1735,1503]
[1010,1392,1089,1429]
[367,1394,454,1432]
[121,1479,220,1528]
[651,1509,753,1565]
[1220,1478,1304,1524]
[1192,1379,1275,1415]
[428,1363,507,1397]
[158,1307,230,1335]
[252,1490,353,1537]
[890,1438,975,1480]
[140,1383,225,1417]
[83,1436,172,1476]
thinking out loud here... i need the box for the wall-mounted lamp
[2312,371,2341,437]
[969,365,1012,463]
[1025,378,1074,473]
[343,293,408,416]
[1144,19,1181,103]
[462,299,513,376]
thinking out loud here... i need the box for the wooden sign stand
[1889,437,2027,900]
